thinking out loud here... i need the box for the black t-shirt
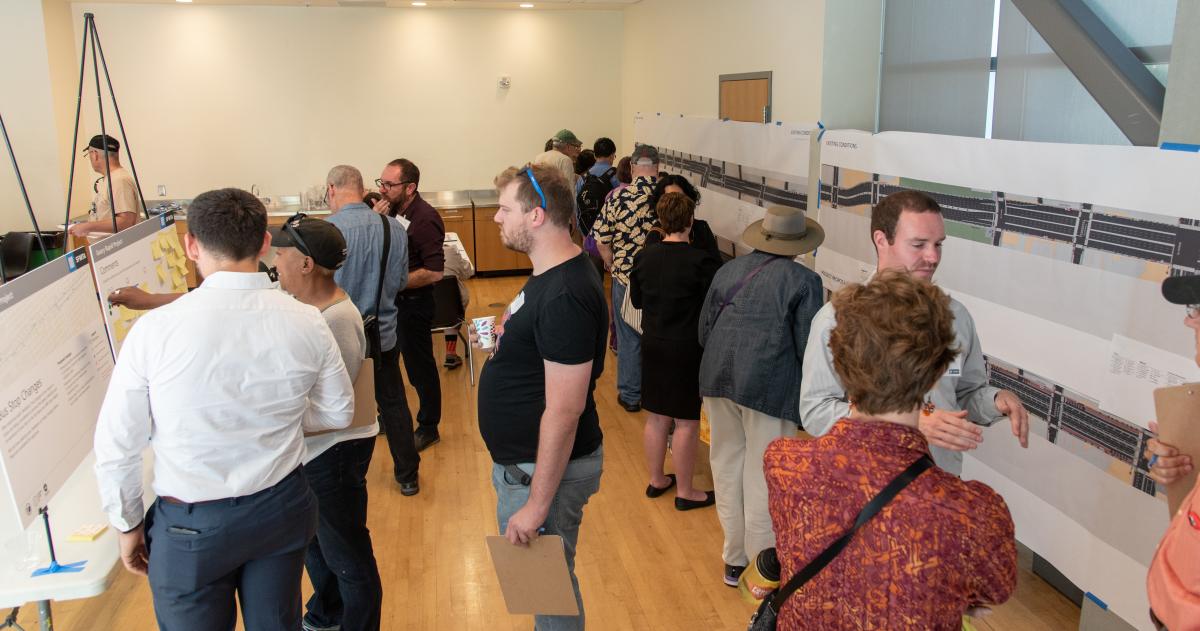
[478,253,607,465]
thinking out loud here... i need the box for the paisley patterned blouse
[764,418,1017,630]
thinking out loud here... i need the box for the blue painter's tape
[1161,142,1200,152]
[1084,592,1108,610]
[817,120,826,142]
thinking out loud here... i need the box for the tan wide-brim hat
[741,205,825,256]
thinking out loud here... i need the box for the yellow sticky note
[151,241,163,259]
[157,266,167,283]
[172,271,184,286]
[69,523,108,542]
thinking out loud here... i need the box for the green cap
[553,129,582,146]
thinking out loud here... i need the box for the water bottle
[738,547,781,604]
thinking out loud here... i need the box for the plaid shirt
[592,176,657,284]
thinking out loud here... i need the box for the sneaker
[724,564,746,588]
[414,429,441,452]
[443,353,463,369]
[302,621,340,631]
[618,398,641,413]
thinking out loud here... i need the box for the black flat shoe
[674,491,716,511]
[645,474,676,498]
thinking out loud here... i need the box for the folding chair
[431,276,474,385]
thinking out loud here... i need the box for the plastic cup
[472,316,497,349]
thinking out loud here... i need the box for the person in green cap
[534,129,584,205]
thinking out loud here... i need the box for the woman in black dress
[629,192,723,511]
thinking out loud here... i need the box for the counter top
[468,190,499,207]
[424,190,473,210]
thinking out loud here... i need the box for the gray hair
[326,165,364,192]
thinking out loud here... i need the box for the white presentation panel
[0,249,113,536]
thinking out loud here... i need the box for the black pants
[396,289,441,432]
[144,468,317,631]
[377,344,419,482]
[304,437,382,631]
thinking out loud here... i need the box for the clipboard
[306,358,376,437]
[486,535,579,616]
[1152,383,1200,515]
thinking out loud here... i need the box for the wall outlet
[156,184,167,196]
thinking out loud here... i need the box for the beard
[501,224,533,253]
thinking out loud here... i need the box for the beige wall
[620,0,826,150]
[0,1,70,234]
[63,3,623,204]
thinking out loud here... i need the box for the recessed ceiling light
[412,1,427,5]
[519,3,534,7]
[176,0,193,3]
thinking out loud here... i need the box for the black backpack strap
[769,454,936,615]
[602,167,617,181]
[375,213,391,320]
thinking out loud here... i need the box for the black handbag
[747,454,935,631]
[362,213,391,361]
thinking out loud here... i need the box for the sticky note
[151,242,163,259]
[69,523,108,542]
[172,271,184,287]
[157,267,167,283]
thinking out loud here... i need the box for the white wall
[67,3,624,202]
[620,0,826,150]
[821,0,883,132]
[0,0,70,234]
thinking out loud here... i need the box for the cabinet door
[473,207,513,272]
[439,209,474,267]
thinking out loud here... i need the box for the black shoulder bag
[362,213,391,361]
[747,454,936,631]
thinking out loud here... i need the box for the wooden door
[719,77,771,123]
[473,206,515,272]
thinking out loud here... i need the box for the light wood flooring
[15,276,1081,630]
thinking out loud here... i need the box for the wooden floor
[17,276,1081,630]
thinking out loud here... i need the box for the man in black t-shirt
[477,163,607,630]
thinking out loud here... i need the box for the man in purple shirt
[373,158,447,452]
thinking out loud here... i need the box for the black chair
[430,276,474,386]
[1,232,35,282]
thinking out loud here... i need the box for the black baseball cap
[1163,275,1200,306]
[269,214,347,271]
[84,134,119,153]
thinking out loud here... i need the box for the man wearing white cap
[697,204,825,589]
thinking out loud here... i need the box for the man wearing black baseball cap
[68,134,144,238]
[271,213,384,631]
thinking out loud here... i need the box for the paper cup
[472,316,497,349]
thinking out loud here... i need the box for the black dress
[629,241,723,419]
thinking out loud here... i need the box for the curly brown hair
[829,269,959,416]
[656,192,695,234]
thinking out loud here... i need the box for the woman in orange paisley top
[765,269,1017,630]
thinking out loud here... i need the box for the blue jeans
[492,446,604,631]
[610,280,641,403]
[303,437,383,631]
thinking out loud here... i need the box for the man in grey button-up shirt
[799,190,1029,474]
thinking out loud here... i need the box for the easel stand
[7,509,88,631]
[62,12,150,235]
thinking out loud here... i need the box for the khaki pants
[704,396,795,568]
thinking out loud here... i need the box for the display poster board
[87,213,188,357]
[634,113,818,256]
[817,129,1200,631]
[0,249,114,536]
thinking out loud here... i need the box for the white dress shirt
[94,271,354,531]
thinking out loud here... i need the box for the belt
[159,467,303,507]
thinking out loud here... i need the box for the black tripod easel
[0,110,51,277]
[63,12,151,236]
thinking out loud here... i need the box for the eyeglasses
[283,213,314,259]
[521,165,547,210]
[375,179,413,190]
[1188,305,1200,319]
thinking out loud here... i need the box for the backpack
[576,167,617,236]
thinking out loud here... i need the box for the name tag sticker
[944,356,963,378]
[509,292,525,315]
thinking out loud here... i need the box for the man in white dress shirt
[93,188,355,631]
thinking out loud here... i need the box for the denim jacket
[698,251,824,424]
